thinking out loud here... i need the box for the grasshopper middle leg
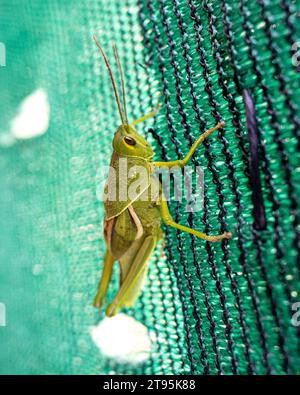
[160,196,231,242]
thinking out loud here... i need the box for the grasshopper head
[113,125,154,159]
[93,38,154,160]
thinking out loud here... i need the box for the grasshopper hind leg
[121,265,148,308]
[93,249,115,308]
[106,235,157,317]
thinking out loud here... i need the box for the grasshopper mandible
[93,36,232,317]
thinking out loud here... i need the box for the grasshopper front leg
[130,98,160,127]
[152,121,225,168]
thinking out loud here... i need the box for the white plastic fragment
[10,88,50,139]
[90,313,152,364]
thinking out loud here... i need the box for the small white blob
[0,132,16,147]
[10,88,50,139]
[32,264,43,276]
[90,313,152,364]
[0,302,6,327]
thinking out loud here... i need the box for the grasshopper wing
[104,153,151,220]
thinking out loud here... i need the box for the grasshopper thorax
[113,124,154,159]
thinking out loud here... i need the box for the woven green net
[0,0,299,375]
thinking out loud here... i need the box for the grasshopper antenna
[112,43,128,125]
[93,35,125,126]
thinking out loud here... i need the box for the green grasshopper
[93,36,232,317]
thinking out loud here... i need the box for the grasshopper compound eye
[124,136,136,146]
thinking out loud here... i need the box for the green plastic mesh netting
[0,0,300,375]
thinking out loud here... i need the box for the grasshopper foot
[210,231,232,242]
[224,231,232,239]
[93,292,105,308]
[106,303,119,317]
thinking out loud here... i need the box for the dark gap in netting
[239,0,293,373]
[221,0,274,373]
[190,0,268,369]
[200,0,263,374]
[138,0,195,374]
[144,0,212,374]
[242,89,266,231]
[257,0,300,266]
[243,0,300,352]
[206,4,281,373]
[171,0,241,374]
[240,0,300,273]
[158,0,227,374]
[220,0,298,374]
